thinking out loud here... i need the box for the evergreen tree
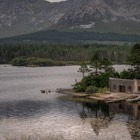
[100,58,114,72]
[126,43,140,79]
[78,61,90,78]
[127,43,140,72]
[90,51,102,75]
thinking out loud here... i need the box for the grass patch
[98,87,109,93]
[93,93,101,97]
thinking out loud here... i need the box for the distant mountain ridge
[0,0,140,38]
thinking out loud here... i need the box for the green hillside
[0,30,140,43]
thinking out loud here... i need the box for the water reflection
[62,96,140,121]
[90,117,111,136]
[61,96,140,138]
[108,101,140,120]
[79,101,110,119]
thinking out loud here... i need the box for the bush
[11,57,66,67]
[86,86,99,94]
[11,57,28,66]
[98,87,108,93]
[120,69,138,79]
[99,71,120,87]
[73,81,87,92]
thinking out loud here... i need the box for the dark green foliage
[120,69,135,79]
[135,72,140,79]
[90,51,101,75]
[11,57,66,67]
[78,61,90,78]
[11,57,28,66]
[86,86,99,94]
[127,43,140,71]
[73,81,87,92]
[100,58,114,72]
[90,51,115,75]
[0,43,131,64]
[82,75,99,87]
[123,43,140,79]
[1,30,140,43]
[73,71,119,92]
[99,71,120,87]
[73,75,99,92]
[120,69,140,79]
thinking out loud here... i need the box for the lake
[0,65,139,140]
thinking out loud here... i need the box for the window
[113,85,116,90]
[138,86,140,91]
[128,86,132,92]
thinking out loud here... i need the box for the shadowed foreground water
[0,65,139,140]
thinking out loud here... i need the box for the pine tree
[78,61,90,78]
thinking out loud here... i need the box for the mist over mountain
[0,0,140,38]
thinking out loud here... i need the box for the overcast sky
[47,0,67,2]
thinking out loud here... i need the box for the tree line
[0,43,132,64]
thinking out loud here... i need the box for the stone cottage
[109,78,140,94]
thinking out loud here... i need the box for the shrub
[11,57,66,67]
[98,87,108,93]
[11,57,28,66]
[86,86,99,94]
[120,69,135,79]
[73,81,87,92]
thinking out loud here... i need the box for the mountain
[0,0,140,38]
[57,0,140,34]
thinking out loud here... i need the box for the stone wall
[137,80,140,93]
[109,78,140,94]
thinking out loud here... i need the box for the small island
[60,43,140,103]
[11,57,67,67]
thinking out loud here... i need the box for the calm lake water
[0,65,139,140]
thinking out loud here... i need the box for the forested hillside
[0,43,132,64]
[1,30,140,43]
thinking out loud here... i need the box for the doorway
[119,86,126,92]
